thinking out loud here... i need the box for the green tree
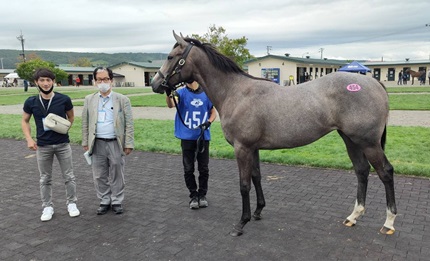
[71,57,93,67]
[16,58,68,82]
[191,25,253,67]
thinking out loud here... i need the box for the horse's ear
[173,30,187,47]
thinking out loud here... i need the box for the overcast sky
[2,0,430,62]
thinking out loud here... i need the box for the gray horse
[152,31,397,237]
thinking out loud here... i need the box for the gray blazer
[82,91,134,155]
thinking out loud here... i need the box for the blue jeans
[36,143,76,207]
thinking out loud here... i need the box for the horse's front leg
[230,146,255,237]
[251,150,265,220]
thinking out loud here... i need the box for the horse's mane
[176,37,270,81]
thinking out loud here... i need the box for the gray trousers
[36,143,77,208]
[91,139,125,205]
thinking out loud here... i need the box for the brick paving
[1,138,429,261]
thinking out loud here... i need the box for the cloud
[2,0,430,62]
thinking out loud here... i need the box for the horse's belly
[262,127,333,149]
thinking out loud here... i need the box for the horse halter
[159,42,207,160]
[158,43,194,91]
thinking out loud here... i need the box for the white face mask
[97,83,111,93]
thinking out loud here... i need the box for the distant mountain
[0,49,168,69]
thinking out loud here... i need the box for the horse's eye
[167,56,173,60]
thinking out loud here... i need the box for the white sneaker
[67,203,80,217]
[198,196,208,208]
[41,206,54,221]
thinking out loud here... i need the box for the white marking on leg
[346,200,365,224]
[383,208,396,230]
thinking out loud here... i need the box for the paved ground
[1,89,429,260]
[1,138,429,261]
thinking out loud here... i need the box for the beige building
[245,54,430,86]
[363,60,429,85]
[245,55,348,85]
[109,61,164,87]
[56,61,164,87]
[57,66,95,86]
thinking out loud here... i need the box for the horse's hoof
[253,213,262,221]
[230,227,243,237]
[343,219,355,227]
[380,226,395,235]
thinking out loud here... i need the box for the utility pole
[17,30,26,62]
[266,46,272,55]
[427,23,430,60]
[319,48,324,59]
[0,58,3,69]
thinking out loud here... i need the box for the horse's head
[151,31,195,94]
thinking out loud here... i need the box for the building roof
[245,54,350,66]
[109,61,165,69]
[245,55,430,68]
[363,60,430,66]
[57,66,96,72]
[0,69,16,74]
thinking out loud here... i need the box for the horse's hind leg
[338,131,371,227]
[251,150,265,220]
[363,147,397,235]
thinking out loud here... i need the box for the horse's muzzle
[151,76,166,94]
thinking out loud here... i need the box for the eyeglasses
[95,78,111,83]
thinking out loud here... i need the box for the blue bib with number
[174,87,213,140]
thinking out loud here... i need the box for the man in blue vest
[166,81,217,209]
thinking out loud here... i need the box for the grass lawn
[2,114,429,177]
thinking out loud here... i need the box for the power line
[333,25,427,45]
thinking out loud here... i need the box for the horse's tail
[378,80,388,151]
[381,126,387,151]
[378,80,387,90]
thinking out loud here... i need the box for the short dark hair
[93,67,113,80]
[33,68,55,81]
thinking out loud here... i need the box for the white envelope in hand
[84,151,92,165]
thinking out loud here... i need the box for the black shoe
[97,204,110,215]
[112,204,123,214]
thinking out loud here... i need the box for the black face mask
[37,85,54,95]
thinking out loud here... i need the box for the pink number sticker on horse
[346,83,362,92]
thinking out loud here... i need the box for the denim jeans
[181,140,210,198]
[36,143,76,207]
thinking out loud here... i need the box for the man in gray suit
[82,67,134,215]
